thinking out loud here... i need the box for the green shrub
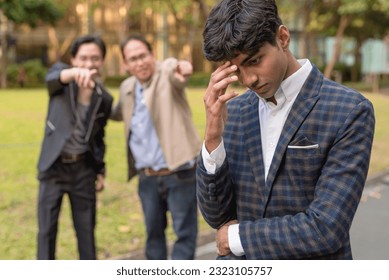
[7,60,47,88]
[23,59,47,86]
[188,72,211,87]
[6,64,19,87]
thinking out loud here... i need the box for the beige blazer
[111,58,201,180]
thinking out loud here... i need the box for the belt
[140,167,174,177]
[60,153,86,164]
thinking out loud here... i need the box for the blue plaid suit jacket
[196,65,375,259]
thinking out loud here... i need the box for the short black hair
[203,0,282,62]
[70,35,107,59]
[120,35,153,59]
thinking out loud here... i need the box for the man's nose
[84,59,94,68]
[239,68,257,87]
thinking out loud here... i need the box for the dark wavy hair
[70,35,106,59]
[203,0,282,62]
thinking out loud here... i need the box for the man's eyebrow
[239,53,255,66]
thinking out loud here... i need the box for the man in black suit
[36,35,113,260]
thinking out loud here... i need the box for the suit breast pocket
[286,143,323,169]
[284,143,325,197]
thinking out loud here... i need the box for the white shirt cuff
[201,139,226,174]
[228,224,245,256]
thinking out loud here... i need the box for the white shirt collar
[281,59,312,102]
[257,59,312,105]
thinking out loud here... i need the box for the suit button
[208,183,216,194]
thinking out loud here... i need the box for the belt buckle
[61,157,74,164]
[142,167,171,176]
[144,168,153,176]
[60,153,83,164]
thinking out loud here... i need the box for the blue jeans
[138,168,198,260]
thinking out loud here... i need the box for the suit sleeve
[45,62,70,97]
[196,153,237,229]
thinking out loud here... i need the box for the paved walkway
[109,230,216,260]
[350,171,389,259]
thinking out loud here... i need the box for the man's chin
[137,73,152,83]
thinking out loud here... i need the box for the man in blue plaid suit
[197,0,375,259]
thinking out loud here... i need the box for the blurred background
[1,0,389,89]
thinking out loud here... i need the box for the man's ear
[277,25,290,51]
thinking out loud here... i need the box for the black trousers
[37,158,97,260]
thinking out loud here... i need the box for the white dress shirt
[202,59,313,256]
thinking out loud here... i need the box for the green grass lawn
[0,87,388,259]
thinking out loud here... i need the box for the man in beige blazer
[111,35,201,260]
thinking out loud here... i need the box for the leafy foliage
[305,0,389,39]
[7,60,47,87]
[0,0,63,27]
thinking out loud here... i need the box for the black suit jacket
[37,63,113,175]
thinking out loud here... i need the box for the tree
[121,0,214,64]
[346,0,389,88]
[306,0,389,81]
[0,0,63,88]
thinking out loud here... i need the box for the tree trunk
[324,15,350,79]
[183,1,201,63]
[47,26,76,64]
[299,1,312,58]
[372,73,380,93]
[351,38,362,82]
[193,0,209,20]
[0,11,8,88]
[47,26,60,64]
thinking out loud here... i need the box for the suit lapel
[264,66,323,205]
[69,82,78,118]
[84,85,103,142]
[241,92,267,202]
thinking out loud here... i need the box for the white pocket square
[287,144,319,149]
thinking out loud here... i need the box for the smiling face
[230,26,293,101]
[122,39,155,84]
[70,42,104,74]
